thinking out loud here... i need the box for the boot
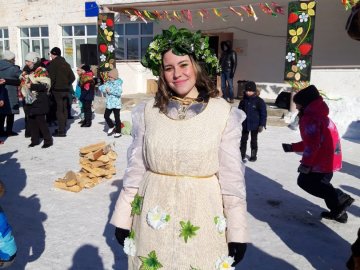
[249,149,257,162]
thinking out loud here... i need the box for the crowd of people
[0,25,357,269]
[0,48,124,147]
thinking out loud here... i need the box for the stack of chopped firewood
[54,141,117,192]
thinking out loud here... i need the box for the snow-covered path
[0,106,358,270]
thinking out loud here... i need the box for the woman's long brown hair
[154,53,220,113]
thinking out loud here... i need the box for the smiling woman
[110,25,248,270]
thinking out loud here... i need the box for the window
[62,24,97,68]
[114,22,153,61]
[0,28,10,55]
[20,26,49,65]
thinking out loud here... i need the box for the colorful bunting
[116,2,285,24]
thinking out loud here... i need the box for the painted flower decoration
[300,1,316,16]
[179,220,200,243]
[286,65,301,81]
[104,29,114,42]
[146,206,170,230]
[139,250,163,270]
[285,52,296,62]
[289,27,304,44]
[100,54,106,62]
[131,194,144,216]
[108,45,115,53]
[299,12,309,23]
[297,60,307,70]
[123,230,136,257]
[215,255,235,270]
[214,215,227,234]
[100,22,107,30]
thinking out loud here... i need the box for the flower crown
[141,25,221,77]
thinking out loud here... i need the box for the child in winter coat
[98,68,123,138]
[78,65,95,127]
[282,85,354,223]
[0,181,17,268]
[238,81,267,161]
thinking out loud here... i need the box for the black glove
[297,164,311,174]
[115,227,130,247]
[230,73,234,79]
[282,143,293,152]
[258,126,264,133]
[228,242,247,266]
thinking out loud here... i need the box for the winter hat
[24,52,41,63]
[50,47,61,56]
[81,64,91,72]
[108,68,119,79]
[244,81,257,92]
[293,85,320,108]
[2,50,15,61]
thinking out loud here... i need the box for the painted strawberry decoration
[299,43,312,56]
[106,18,114,27]
[99,43,108,54]
[288,13,298,24]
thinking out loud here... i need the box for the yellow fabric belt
[149,170,215,179]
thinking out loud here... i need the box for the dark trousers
[53,91,69,134]
[82,100,92,125]
[47,92,57,124]
[23,103,31,137]
[28,114,52,145]
[0,114,14,133]
[297,172,348,211]
[104,108,121,133]
[240,129,259,152]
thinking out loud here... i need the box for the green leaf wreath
[141,25,220,76]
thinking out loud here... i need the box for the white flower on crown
[123,237,136,256]
[214,215,227,234]
[215,255,235,270]
[146,205,170,230]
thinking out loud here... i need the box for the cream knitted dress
[128,98,231,270]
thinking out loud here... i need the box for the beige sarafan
[128,98,231,269]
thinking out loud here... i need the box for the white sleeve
[110,102,147,229]
[218,108,249,243]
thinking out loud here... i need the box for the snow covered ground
[0,104,359,270]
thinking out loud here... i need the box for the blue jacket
[99,79,123,109]
[0,60,22,114]
[238,95,267,131]
[0,207,17,261]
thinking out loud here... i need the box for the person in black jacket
[78,65,95,127]
[21,52,53,148]
[238,81,267,161]
[47,47,75,137]
[220,40,237,103]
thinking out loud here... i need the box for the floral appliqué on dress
[146,206,170,230]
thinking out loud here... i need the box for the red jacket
[292,97,342,173]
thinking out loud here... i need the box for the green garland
[141,25,220,76]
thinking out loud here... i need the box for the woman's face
[162,50,198,98]
[76,68,83,76]
[25,60,34,69]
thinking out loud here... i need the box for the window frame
[0,28,10,55]
[61,24,97,68]
[114,22,154,61]
[19,26,49,66]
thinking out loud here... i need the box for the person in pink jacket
[282,85,354,223]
